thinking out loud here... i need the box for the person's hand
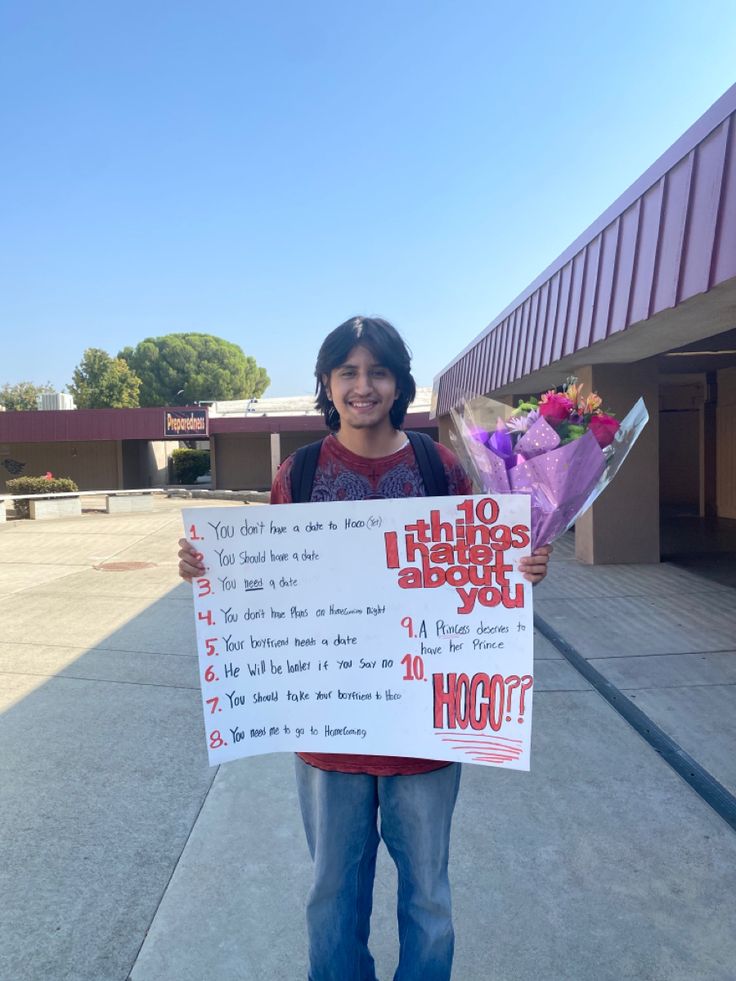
[519,544,553,585]
[178,537,205,583]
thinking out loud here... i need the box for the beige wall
[0,441,121,493]
[437,415,452,448]
[575,361,660,564]
[717,366,736,519]
[148,441,172,487]
[213,433,272,490]
[281,431,324,460]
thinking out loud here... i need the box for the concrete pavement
[1,500,735,981]
[534,533,736,799]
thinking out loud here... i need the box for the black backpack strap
[289,439,324,503]
[406,431,449,497]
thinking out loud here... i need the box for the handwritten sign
[183,494,534,770]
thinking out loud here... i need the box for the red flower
[44,471,54,480]
[588,413,619,448]
[539,392,574,425]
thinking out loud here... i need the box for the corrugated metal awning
[433,84,736,417]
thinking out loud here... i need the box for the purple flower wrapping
[489,419,515,468]
[507,432,606,549]
[462,430,511,491]
[514,417,560,460]
[451,397,648,552]
[468,427,490,445]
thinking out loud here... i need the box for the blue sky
[1,1,734,397]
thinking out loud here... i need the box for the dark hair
[314,317,417,431]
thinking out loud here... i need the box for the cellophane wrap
[449,398,649,550]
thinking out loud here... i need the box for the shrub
[6,476,79,519]
[171,449,210,484]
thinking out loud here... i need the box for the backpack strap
[290,432,448,502]
[406,431,449,497]
[289,439,325,503]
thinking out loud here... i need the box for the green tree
[68,348,142,408]
[119,333,270,406]
[0,380,55,411]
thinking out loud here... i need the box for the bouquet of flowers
[449,379,649,549]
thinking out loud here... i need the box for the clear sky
[1,0,734,397]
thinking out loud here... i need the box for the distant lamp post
[176,388,186,405]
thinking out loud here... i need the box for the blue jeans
[295,757,462,981]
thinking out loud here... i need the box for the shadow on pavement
[0,582,216,981]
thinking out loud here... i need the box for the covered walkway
[433,84,736,566]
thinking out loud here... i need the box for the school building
[432,83,736,565]
[0,392,437,495]
[3,87,735,565]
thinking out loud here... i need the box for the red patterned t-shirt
[270,433,473,776]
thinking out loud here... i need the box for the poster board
[183,494,534,770]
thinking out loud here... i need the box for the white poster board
[183,494,534,770]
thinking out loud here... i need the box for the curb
[534,613,736,833]
[166,489,270,504]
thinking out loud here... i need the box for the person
[179,316,552,981]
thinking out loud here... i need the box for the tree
[0,380,55,411]
[68,348,142,408]
[119,333,270,406]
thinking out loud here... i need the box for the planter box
[106,495,153,514]
[29,497,82,520]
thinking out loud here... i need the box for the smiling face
[324,344,400,434]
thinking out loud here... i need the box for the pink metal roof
[0,406,434,443]
[0,406,200,443]
[209,415,325,435]
[433,84,736,416]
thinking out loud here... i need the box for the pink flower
[44,471,54,480]
[539,392,574,425]
[588,413,619,448]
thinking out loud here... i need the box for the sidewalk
[534,533,736,799]
[1,501,735,981]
